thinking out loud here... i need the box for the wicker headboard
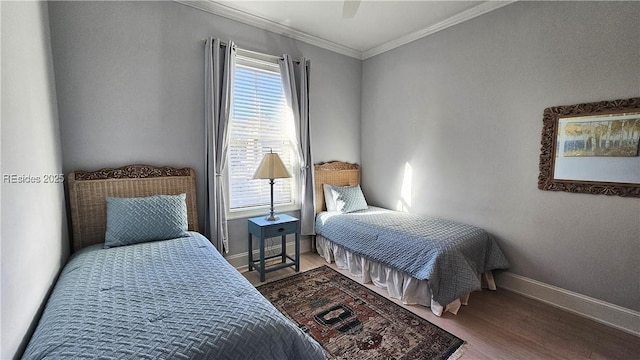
[67,164,199,252]
[314,161,360,213]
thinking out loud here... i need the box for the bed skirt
[315,234,496,316]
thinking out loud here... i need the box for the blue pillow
[104,194,189,248]
[330,184,368,213]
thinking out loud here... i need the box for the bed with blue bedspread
[313,162,509,316]
[23,233,323,359]
[22,165,324,360]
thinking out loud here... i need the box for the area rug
[256,266,464,360]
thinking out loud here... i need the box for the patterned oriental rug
[256,266,464,360]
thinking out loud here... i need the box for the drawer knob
[278,227,285,232]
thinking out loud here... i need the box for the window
[226,50,298,217]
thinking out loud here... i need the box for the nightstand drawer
[262,221,298,238]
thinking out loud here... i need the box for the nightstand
[248,214,300,282]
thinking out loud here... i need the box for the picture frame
[538,97,640,197]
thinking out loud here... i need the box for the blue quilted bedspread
[23,232,325,359]
[315,207,510,305]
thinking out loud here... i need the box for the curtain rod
[202,38,302,64]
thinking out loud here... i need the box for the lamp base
[265,213,279,221]
[265,179,279,221]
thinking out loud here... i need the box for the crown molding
[362,1,516,59]
[175,0,516,61]
[175,0,362,59]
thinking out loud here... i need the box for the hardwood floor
[242,253,640,359]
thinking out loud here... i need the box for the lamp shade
[252,151,292,180]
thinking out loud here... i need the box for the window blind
[227,60,296,210]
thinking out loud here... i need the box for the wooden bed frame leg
[484,271,497,290]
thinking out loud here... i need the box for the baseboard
[495,272,640,336]
[226,236,312,272]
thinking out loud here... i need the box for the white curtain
[204,38,236,253]
[279,55,315,235]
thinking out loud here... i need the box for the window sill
[226,203,301,220]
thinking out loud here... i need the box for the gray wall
[48,1,361,256]
[1,2,69,358]
[361,1,639,311]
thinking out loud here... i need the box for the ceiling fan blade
[342,0,361,19]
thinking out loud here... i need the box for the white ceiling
[178,0,515,59]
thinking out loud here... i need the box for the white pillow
[323,184,337,211]
[329,184,368,213]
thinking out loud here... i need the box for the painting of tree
[560,116,640,157]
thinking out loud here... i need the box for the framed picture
[538,97,640,197]
[558,114,639,158]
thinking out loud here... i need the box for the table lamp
[252,150,291,221]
